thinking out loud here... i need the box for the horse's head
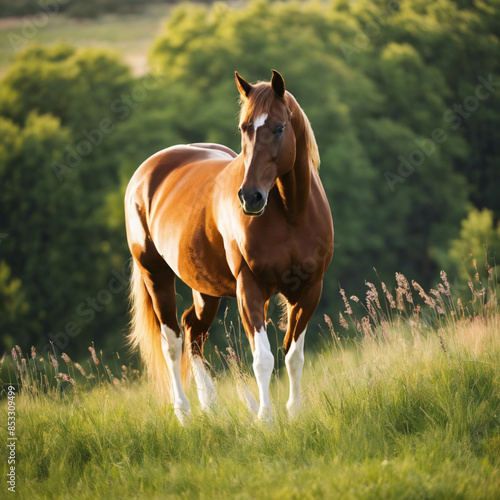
[235,70,296,216]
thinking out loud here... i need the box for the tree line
[1,0,499,357]
[0,0,205,19]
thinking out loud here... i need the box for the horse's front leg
[236,266,274,422]
[283,281,323,418]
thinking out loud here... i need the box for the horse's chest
[244,230,330,290]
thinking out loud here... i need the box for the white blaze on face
[253,113,268,130]
[242,113,268,172]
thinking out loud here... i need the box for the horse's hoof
[174,407,192,426]
[257,407,274,423]
[286,401,301,419]
[237,380,259,415]
[200,401,217,414]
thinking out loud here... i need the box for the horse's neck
[276,133,311,224]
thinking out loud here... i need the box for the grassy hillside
[0,5,172,76]
[1,275,499,499]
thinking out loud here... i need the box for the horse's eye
[274,124,285,136]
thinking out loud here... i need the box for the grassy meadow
[0,1,499,498]
[1,275,499,499]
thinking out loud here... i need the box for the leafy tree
[448,206,500,283]
[0,261,29,350]
[0,45,134,355]
[0,44,131,130]
[1,0,499,353]
[147,0,472,303]
[370,0,500,215]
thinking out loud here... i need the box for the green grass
[2,308,499,499]
[0,4,172,77]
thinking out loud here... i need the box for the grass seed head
[340,288,353,315]
[381,282,396,309]
[88,346,99,365]
[324,314,334,331]
[440,270,451,295]
[49,353,59,369]
[339,312,349,329]
[74,362,87,377]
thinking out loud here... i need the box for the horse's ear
[271,70,285,99]
[235,71,252,98]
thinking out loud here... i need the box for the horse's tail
[128,259,172,401]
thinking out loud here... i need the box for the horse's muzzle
[238,188,267,216]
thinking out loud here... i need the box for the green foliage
[449,206,500,282]
[0,44,131,131]
[0,47,133,356]
[146,0,485,298]
[1,0,500,354]
[0,261,29,350]
[0,0,43,17]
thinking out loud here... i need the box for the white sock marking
[252,326,274,422]
[253,113,268,130]
[285,328,306,418]
[191,355,216,412]
[236,379,259,415]
[160,325,190,423]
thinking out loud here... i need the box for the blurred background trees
[0,0,190,19]
[0,0,499,357]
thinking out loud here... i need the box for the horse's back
[126,143,235,217]
[125,143,238,294]
[189,143,238,159]
[128,143,234,191]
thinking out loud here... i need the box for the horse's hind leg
[141,267,191,423]
[182,291,221,412]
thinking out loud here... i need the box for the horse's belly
[151,196,236,298]
[180,257,237,298]
[181,223,238,296]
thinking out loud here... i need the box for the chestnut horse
[125,70,333,423]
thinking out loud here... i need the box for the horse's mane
[239,83,320,172]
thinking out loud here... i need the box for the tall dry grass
[1,266,499,499]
